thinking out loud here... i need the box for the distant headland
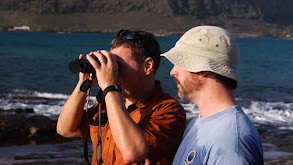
[1,0,292,38]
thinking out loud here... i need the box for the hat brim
[161,47,240,81]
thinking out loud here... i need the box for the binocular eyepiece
[69,56,100,74]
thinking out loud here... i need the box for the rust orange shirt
[87,81,186,165]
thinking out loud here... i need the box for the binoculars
[69,56,100,74]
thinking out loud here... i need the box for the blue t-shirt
[173,105,263,165]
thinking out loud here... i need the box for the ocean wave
[180,99,293,130]
[0,89,96,120]
[11,89,70,99]
[180,103,199,124]
[1,90,293,129]
[242,101,293,129]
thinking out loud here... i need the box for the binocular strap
[83,121,90,165]
[96,104,103,164]
[83,86,104,165]
[83,88,91,165]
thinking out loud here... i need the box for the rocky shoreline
[257,123,293,164]
[0,108,68,146]
[1,108,293,164]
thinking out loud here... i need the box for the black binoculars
[69,56,100,74]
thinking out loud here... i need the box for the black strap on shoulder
[83,86,92,165]
[83,87,105,165]
[82,74,112,164]
[82,75,94,165]
[96,88,104,164]
[96,103,103,164]
[83,116,90,165]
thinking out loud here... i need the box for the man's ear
[144,57,154,75]
[194,71,211,82]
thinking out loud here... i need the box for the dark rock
[24,108,34,113]
[257,124,293,155]
[0,108,34,114]
[0,114,68,146]
[12,95,53,100]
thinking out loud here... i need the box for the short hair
[110,30,161,74]
[215,74,238,90]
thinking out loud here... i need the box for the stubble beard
[176,76,203,101]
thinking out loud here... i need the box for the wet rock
[257,124,293,153]
[257,124,293,164]
[0,114,67,146]
[0,108,34,114]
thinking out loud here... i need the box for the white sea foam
[11,89,70,99]
[33,104,64,116]
[34,91,69,99]
[1,90,293,129]
[179,100,293,130]
[0,90,97,120]
[3,102,30,110]
[242,101,293,129]
[181,102,199,124]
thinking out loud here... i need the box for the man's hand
[87,50,119,90]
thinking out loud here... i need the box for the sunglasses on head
[116,30,136,40]
[116,29,153,58]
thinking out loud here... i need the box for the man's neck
[196,83,236,118]
[125,80,155,108]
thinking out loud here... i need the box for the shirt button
[107,137,109,141]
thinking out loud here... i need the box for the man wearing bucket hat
[162,26,264,164]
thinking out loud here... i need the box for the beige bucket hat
[161,26,240,81]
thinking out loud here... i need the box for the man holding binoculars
[57,30,186,165]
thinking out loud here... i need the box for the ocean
[0,31,293,164]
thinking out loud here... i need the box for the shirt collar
[128,80,164,124]
[134,80,163,109]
